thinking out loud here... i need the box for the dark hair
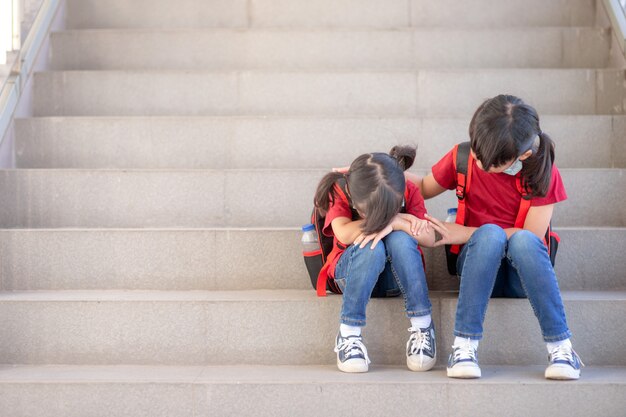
[314,145,416,235]
[468,94,555,197]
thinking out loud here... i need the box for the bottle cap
[301,223,315,232]
[447,208,458,215]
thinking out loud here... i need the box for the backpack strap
[514,174,532,229]
[316,243,345,296]
[514,174,556,253]
[316,179,353,297]
[450,142,472,255]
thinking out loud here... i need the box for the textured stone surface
[0,228,624,292]
[0,169,623,228]
[0,290,624,366]
[0,365,625,417]
[0,229,307,291]
[64,0,598,29]
[410,0,595,28]
[15,115,626,169]
[50,28,610,71]
[32,70,623,117]
[66,0,249,29]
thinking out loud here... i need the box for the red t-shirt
[321,180,427,278]
[431,147,567,228]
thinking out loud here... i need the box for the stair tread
[36,68,620,73]
[0,364,625,384]
[54,26,609,32]
[1,289,625,302]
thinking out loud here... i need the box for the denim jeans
[333,231,432,327]
[454,224,572,343]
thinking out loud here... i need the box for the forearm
[391,214,435,247]
[332,219,364,245]
[445,223,477,245]
[416,228,436,247]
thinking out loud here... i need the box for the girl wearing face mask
[418,94,582,380]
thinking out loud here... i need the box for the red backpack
[444,142,560,275]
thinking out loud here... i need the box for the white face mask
[502,158,523,175]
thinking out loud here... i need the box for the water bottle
[302,223,323,291]
[301,223,319,253]
[445,208,457,224]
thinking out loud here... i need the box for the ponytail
[521,131,555,197]
[314,171,345,215]
[389,145,416,171]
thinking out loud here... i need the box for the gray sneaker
[334,333,370,373]
[406,322,436,371]
[545,344,584,380]
[447,338,481,379]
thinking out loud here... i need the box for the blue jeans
[333,231,431,327]
[454,224,572,343]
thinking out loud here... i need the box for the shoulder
[530,164,568,206]
[431,146,458,190]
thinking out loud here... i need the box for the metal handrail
[604,0,626,56]
[0,0,61,149]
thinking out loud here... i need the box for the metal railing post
[604,0,626,56]
[12,0,22,50]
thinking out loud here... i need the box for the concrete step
[65,0,596,29]
[50,28,611,71]
[0,228,624,292]
[32,70,626,117]
[0,365,625,417]
[0,169,623,228]
[0,290,623,366]
[14,116,626,169]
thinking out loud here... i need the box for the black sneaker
[406,322,436,371]
[545,344,584,380]
[334,333,370,373]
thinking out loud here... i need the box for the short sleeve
[405,181,427,219]
[431,148,457,190]
[322,186,352,237]
[530,165,568,206]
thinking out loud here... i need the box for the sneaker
[545,344,584,380]
[447,338,481,379]
[406,322,436,371]
[334,333,370,373]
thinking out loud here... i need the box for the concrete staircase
[1,0,625,415]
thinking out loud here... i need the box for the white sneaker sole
[447,362,481,379]
[545,364,580,380]
[337,358,368,373]
[407,354,436,372]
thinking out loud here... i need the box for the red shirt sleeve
[431,148,457,190]
[405,181,427,219]
[530,164,568,206]
[322,185,352,237]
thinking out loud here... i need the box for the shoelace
[407,327,431,366]
[549,344,585,367]
[452,339,477,363]
[334,336,371,365]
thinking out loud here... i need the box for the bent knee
[384,231,416,248]
[473,224,507,245]
[508,230,543,254]
[354,240,387,265]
